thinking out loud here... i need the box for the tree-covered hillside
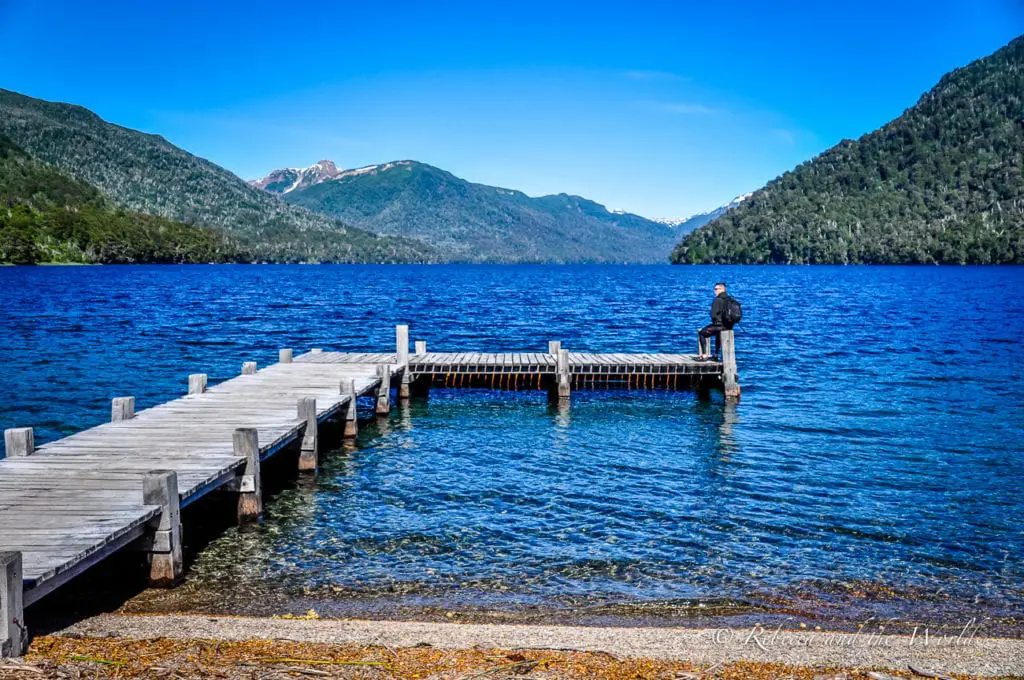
[672,35,1024,265]
[0,133,244,264]
[278,161,681,263]
[0,90,436,263]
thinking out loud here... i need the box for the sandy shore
[29,613,1019,678]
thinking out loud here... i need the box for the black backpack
[723,296,743,326]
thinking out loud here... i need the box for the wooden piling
[557,348,571,400]
[279,348,293,364]
[111,397,135,422]
[3,428,33,458]
[188,373,207,395]
[376,364,392,415]
[297,397,318,472]
[415,340,427,355]
[396,325,409,365]
[396,325,410,400]
[342,379,358,438]
[311,348,323,354]
[142,470,183,587]
[720,330,741,401]
[0,551,25,657]
[548,340,561,355]
[242,361,257,375]
[233,428,262,521]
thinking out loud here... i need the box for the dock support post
[297,397,318,472]
[399,372,411,401]
[311,348,323,355]
[111,397,135,422]
[547,342,563,401]
[0,551,25,657]
[342,379,358,438]
[242,361,257,375]
[396,325,410,400]
[234,428,262,522]
[557,349,571,401]
[412,341,427,397]
[3,429,33,458]
[279,348,293,364]
[142,471,183,587]
[720,330,741,401]
[188,374,207,395]
[376,364,392,415]
[396,325,410,364]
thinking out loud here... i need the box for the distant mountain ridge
[652,193,752,233]
[672,35,1024,264]
[253,160,681,263]
[0,89,435,263]
[251,160,416,195]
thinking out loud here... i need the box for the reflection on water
[714,401,739,460]
[1,264,1022,630]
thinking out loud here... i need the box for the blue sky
[0,1,1020,218]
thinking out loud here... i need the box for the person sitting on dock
[697,282,734,360]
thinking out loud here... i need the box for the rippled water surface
[2,265,1023,629]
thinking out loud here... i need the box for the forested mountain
[257,160,680,262]
[0,133,243,264]
[0,90,435,263]
[672,35,1024,265]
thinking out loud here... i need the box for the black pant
[698,323,725,356]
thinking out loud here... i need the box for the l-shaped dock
[0,325,739,656]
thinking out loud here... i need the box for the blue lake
[2,264,1023,629]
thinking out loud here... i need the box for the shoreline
[4,262,1024,268]
[36,612,1024,678]
[112,587,1024,639]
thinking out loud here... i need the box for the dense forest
[672,35,1024,265]
[0,90,436,263]
[277,160,680,263]
[0,134,244,264]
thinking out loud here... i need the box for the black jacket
[710,293,730,326]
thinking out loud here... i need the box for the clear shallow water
[2,265,1023,629]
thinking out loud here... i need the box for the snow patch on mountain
[652,192,753,231]
[251,159,342,194]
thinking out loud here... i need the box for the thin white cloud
[642,100,723,115]
[623,69,689,82]
[770,128,796,144]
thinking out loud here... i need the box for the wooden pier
[0,326,738,656]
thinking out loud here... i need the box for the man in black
[697,282,731,360]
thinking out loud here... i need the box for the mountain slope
[0,133,243,264]
[0,90,435,263]
[259,160,680,263]
[672,36,1024,265]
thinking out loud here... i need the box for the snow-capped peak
[651,217,690,227]
[650,192,754,231]
[724,192,753,209]
[251,160,416,194]
[250,159,342,194]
